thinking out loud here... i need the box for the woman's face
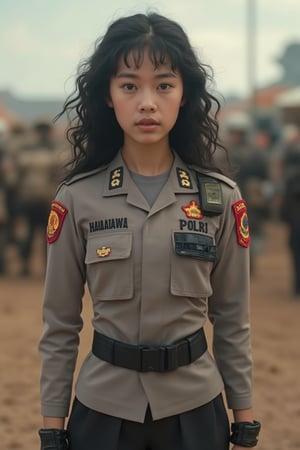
[108,51,184,150]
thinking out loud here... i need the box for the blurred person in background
[4,122,31,257]
[276,124,300,299]
[12,120,60,276]
[0,119,9,275]
[225,125,272,274]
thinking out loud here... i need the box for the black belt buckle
[92,328,207,372]
[165,343,180,371]
[140,346,166,372]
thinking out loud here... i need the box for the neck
[122,143,174,176]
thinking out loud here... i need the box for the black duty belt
[92,328,207,372]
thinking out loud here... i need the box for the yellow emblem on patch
[96,246,111,257]
[47,200,68,243]
[48,210,59,237]
[182,200,203,220]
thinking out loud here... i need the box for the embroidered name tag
[89,217,128,232]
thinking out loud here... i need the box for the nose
[138,90,157,113]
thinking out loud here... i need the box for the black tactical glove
[230,420,261,447]
[39,429,69,450]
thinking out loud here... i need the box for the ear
[180,96,186,107]
[106,97,113,108]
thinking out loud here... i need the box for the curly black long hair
[57,12,228,179]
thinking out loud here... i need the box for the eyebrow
[116,72,178,79]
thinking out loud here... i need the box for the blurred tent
[219,85,290,142]
[222,110,251,131]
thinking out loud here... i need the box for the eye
[158,83,172,91]
[122,83,136,91]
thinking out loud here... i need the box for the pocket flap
[85,232,132,264]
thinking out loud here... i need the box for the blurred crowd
[0,116,300,298]
[221,121,300,298]
[0,119,69,277]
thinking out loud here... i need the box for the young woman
[39,12,260,450]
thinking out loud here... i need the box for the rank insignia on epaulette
[109,167,123,190]
[182,200,203,220]
[177,168,193,188]
[47,200,68,244]
[232,200,250,248]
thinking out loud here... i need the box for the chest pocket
[85,232,133,300]
[171,232,216,298]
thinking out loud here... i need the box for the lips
[137,118,159,126]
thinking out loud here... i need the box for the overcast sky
[1,0,299,100]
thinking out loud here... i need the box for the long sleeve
[208,186,253,410]
[39,185,86,417]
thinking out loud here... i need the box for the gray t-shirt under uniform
[130,171,170,207]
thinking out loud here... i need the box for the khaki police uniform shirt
[39,151,253,422]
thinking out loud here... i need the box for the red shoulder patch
[47,200,68,244]
[232,200,250,248]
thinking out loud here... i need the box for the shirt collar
[103,150,198,196]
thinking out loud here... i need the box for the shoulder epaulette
[188,165,237,189]
[56,165,108,194]
[64,165,109,185]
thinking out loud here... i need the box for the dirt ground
[0,220,300,450]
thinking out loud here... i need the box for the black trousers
[67,394,230,450]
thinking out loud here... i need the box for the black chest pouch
[196,173,224,216]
